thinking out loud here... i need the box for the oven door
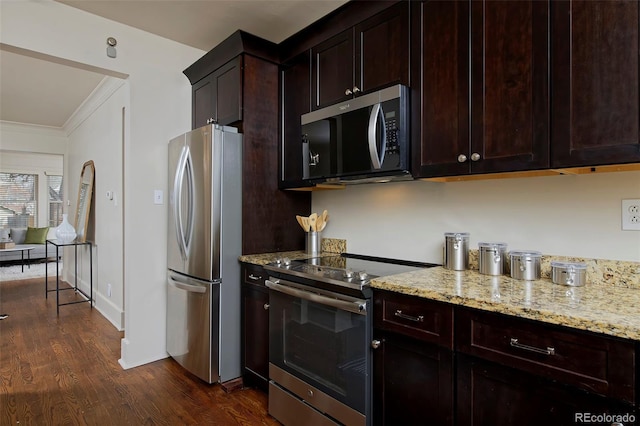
[266,278,369,416]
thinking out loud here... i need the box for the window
[0,172,38,228]
[48,174,64,227]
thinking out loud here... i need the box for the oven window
[270,290,367,413]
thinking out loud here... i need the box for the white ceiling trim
[63,76,128,136]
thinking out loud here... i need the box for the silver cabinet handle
[353,86,361,93]
[371,339,381,349]
[394,310,424,322]
[248,274,262,281]
[510,338,555,356]
[263,303,270,310]
[458,154,468,163]
[345,88,353,95]
[471,152,481,161]
[206,118,217,124]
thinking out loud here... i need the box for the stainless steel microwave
[301,84,411,184]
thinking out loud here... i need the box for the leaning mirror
[75,160,95,243]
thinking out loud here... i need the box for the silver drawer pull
[394,310,424,323]
[510,338,555,356]
[248,274,262,281]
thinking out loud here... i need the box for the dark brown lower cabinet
[240,263,269,390]
[373,290,454,425]
[373,291,637,425]
[457,354,636,426]
[373,332,454,426]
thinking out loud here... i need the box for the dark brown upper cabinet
[311,1,409,110]
[191,56,242,129]
[412,0,549,178]
[551,0,640,167]
[280,52,311,188]
[185,31,310,254]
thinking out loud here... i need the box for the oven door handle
[265,280,367,316]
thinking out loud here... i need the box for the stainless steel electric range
[263,253,438,426]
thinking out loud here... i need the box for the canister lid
[509,250,542,258]
[550,261,587,270]
[478,242,507,249]
[445,232,470,238]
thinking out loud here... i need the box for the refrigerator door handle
[173,146,195,261]
[168,271,209,293]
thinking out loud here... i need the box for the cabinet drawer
[242,264,266,287]
[456,308,636,404]
[373,290,453,349]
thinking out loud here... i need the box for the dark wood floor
[0,276,279,425]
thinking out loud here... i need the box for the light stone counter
[240,240,640,342]
[370,266,640,341]
[238,238,347,265]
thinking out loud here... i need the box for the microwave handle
[368,103,387,169]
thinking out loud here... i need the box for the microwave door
[367,103,387,169]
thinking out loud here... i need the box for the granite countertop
[239,244,640,342]
[239,250,326,265]
[371,267,640,341]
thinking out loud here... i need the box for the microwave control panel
[384,113,400,155]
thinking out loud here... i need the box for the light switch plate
[154,190,163,205]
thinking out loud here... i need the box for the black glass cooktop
[263,253,439,291]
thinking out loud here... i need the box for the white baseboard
[71,273,124,331]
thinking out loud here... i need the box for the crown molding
[0,120,66,137]
[63,76,127,135]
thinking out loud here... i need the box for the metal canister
[444,232,469,270]
[551,261,587,286]
[509,251,542,281]
[305,232,321,255]
[478,242,508,276]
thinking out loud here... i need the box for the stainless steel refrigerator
[166,124,242,384]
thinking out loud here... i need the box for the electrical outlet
[107,283,112,297]
[622,199,640,230]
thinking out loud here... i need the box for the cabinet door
[470,0,549,174]
[214,56,243,126]
[551,0,640,167]
[457,354,634,426]
[280,52,311,188]
[192,57,243,129]
[355,1,409,94]
[411,0,470,178]
[373,333,454,426]
[192,74,215,129]
[241,265,269,387]
[311,29,354,110]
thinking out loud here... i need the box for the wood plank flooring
[0,276,280,425]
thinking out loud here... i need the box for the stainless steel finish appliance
[166,124,242,384]
[264,254,438,426]
[301,84,411,184]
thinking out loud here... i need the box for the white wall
[1,0,205,368]
[66,78,128,330]
[313,171,640,263]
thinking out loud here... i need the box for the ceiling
[0,0,348,129]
